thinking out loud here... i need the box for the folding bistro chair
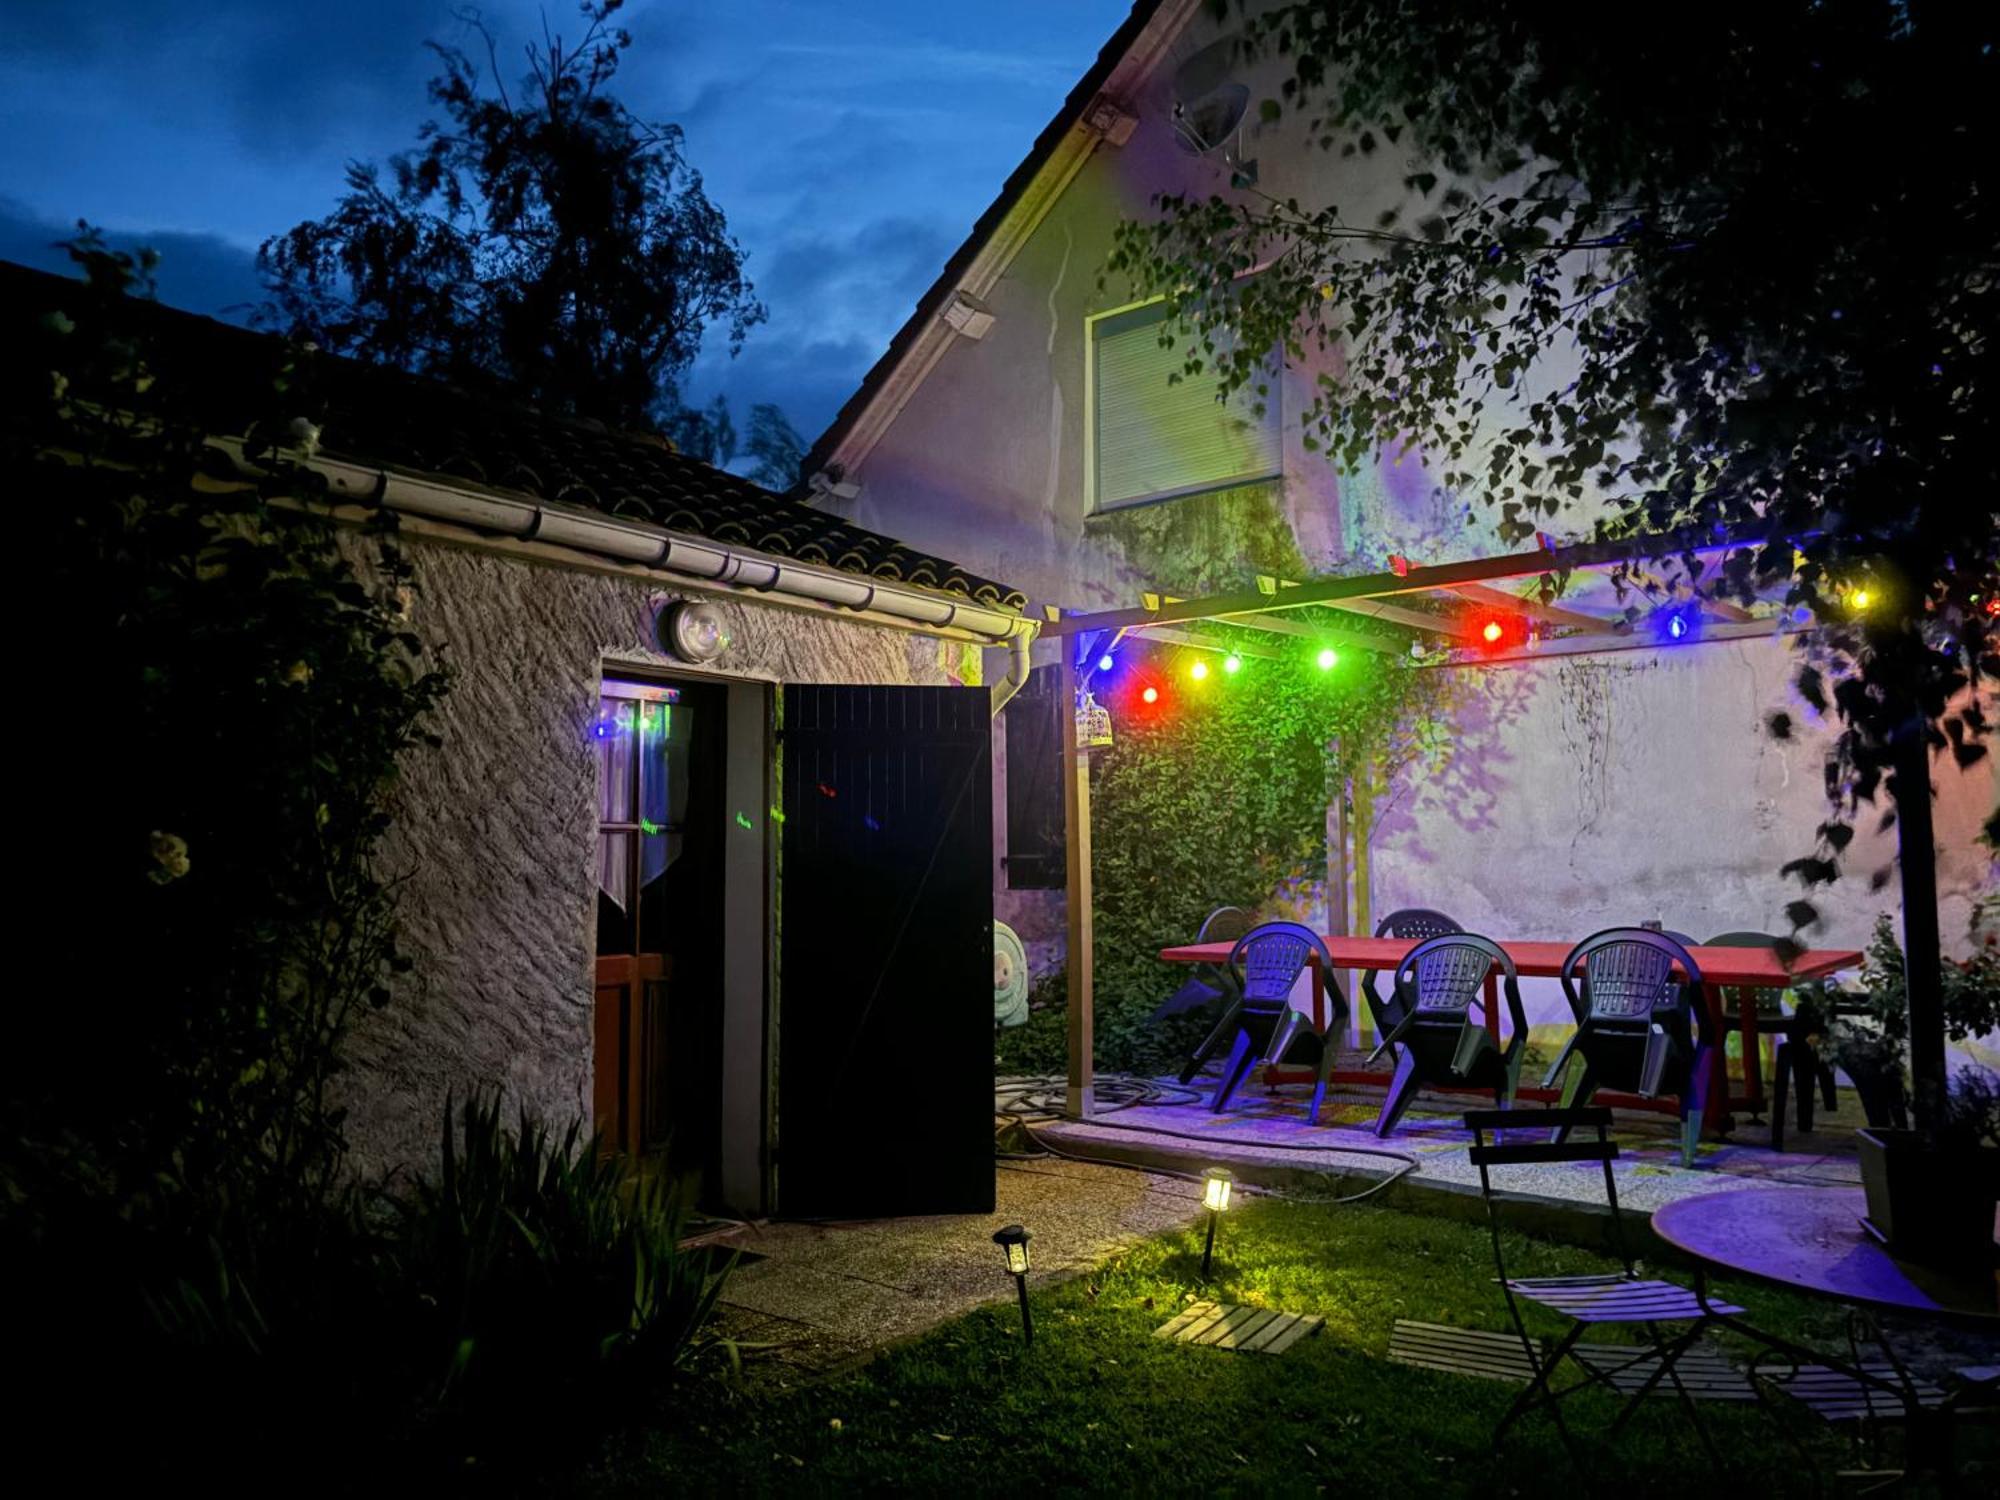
[1357,907,1463,1062]
[1205,922,1343,1116]
[1367,933,1527,1137]
[1169,906,1257,1086]
[1466,1107,1746,1473]
[1542,927,1715,1167]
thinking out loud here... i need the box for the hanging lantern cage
[1076,690,1114,750]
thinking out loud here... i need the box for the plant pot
[1842,1058,1908,1130]
[1857,1128,2000,1269]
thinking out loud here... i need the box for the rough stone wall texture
[338,532,959,1181]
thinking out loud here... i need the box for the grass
[562,1190,1991,1497]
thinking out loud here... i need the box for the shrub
[392,1097,733,1467]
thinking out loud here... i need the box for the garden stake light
[1200,1168,1233,1279]
[993,1224,1033,1345]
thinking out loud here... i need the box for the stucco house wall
[815,1,1996,987]
[338,530,968,1179]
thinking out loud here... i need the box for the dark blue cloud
[0,197,264,321]
[0,0,1132,445]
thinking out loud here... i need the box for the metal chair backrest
[1197,906,1255,945]
[1465,1106,1636,1273]
[1228,921,1332,1013]
[1560,926,1704,1030]
[1704,930,1779,949]
[1375,907,1464,942]
[1395,933,1512,1017]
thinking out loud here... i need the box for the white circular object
[994,921,1030,1028]
[662,600,733,663]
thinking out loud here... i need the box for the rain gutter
[210,440,1038,716]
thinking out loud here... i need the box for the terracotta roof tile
[4,261,1027,611]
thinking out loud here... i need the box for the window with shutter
[1087,298,1281,512]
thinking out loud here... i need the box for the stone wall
[339,532,964,1180]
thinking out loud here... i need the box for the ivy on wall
[1001,638,1455,1075]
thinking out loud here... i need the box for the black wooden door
[777,685,994,1217]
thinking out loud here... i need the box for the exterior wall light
[993,1224,1034,1345]
[660,599,733,664]
[1201,1167,1233,1279]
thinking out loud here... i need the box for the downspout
[213,441,1039,714]
[989,629,1034,718]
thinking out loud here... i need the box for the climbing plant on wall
[1079,641,1454,1073]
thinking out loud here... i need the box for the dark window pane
[1003,666,1064,888]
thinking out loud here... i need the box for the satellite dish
[994,921,1030,1029]
[1170,37,1250,156]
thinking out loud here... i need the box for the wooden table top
[1652,1186,1998,1322]
[1156,934,1863,988]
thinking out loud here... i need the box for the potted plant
[1834,899,2000,1269]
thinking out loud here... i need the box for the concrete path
[711,1156,1203,1377]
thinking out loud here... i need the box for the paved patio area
[1033,1076,1865,1221]
[711,1155,1203,1377]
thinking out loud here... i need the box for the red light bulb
[1141,686,1159,704]
[1481,620,1504,644]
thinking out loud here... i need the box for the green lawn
[569,1194,1982,1497]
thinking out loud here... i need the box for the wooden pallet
[1571,1340,1757,1401]
[1155,1300,1323,1355]
[1388,1320,1540,1383]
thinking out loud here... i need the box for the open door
[777,685,994,1217]
[592,676,726,1184]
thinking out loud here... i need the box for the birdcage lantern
[1076,690,1114,750]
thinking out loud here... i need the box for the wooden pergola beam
[1042,534,1713,637]
[1125,625,1286,659]
[1449,582,1623,634]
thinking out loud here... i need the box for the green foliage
[394,1097,734,1465]
[258,1,772,442]
[5,230,448,1243]
[1083,644,1451,1072]
[1830,899,2000,1140]
[581,1193,1886,1495]
[1108,1,1998,916]
[1,230,447,1475]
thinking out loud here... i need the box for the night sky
[0,0,1129,445]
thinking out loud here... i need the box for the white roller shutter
[1091,300,1281,511]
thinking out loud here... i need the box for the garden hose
[995,1072,1422,1206]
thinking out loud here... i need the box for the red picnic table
[1156,934,1864,1131]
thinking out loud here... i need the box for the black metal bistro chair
[1204,922,1343,1116]
[1367,934,1527,1137]
[1704,930,1838,1151]
[1543,928,1714,1167]
[1466,1107,1748,1472]
[1168,906,1257,1086]
[1358,907,1464,1061]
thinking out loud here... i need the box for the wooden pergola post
[1060,639,1094,1119]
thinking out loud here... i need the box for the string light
[1316,647,1338,671]
[1189,659,1209,682]
[1223,654,1242,674]
[1849,588,1873,611]
[1098,653,1115,672]
[1481,620,1504,645]
[1142,685,1159,704]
